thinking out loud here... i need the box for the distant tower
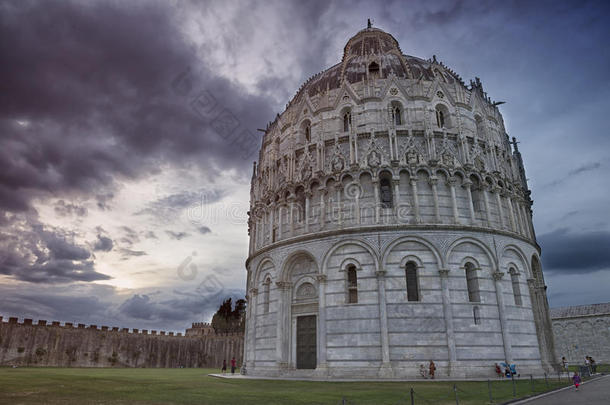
[243,24,557,378]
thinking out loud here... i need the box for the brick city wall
[0,316,243,368]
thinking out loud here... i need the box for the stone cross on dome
[367,18,372,29]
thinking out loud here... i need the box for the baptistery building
[243,23,557,378]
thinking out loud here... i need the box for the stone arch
[254,257,276,286]
[435,102,451,128]
[340,172,354,184]
[501,245,530,277]
[390,100,404,125]
[339,257,362,271]
[280,250,319,282]
[435,167,451,179]
[293,275,318,302]
[446,237,497,273]
[399,254,425,269]
[398,167,414,177]
[452,169,467,183]
[531,254,543,284]
[381,235,443,268]
[415,167,432,178]
[459,256,482,270]
[322,239,379,276]
[358,169,375,180]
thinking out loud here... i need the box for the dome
[292,25,461,105]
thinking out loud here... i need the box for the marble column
[506,195,517,232]
[248,288,259,369]
[275,281,291,368]
[483,187,492,227]
[393,178,401,220]
[439,269,457,376]
[269,203,275,243]
[373,180,381,224]
[430,176,441,223]
[304,193,311,233]
[494,188,506,229]
[289,197,295,236]
[336,185,344,227]
[316,274,328,374]
[493,272,514,365]
[319,189,326,230]
[376,269,392,377]
[277,205,283,240]
[464,180,476,225]
[410,178,421,223]
[448,177,460,224]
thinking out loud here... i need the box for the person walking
[230,356,237,374]
[590,356,597,373]
[428,360,436,379]
[221,359,227,375]
[495,363,503,378]
[561,356,568,372]
[572,371,581,391]
[584,356,590,374]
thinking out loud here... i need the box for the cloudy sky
[1,0,609,332]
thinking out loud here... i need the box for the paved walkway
[513,375,610,404]
[209,373,549,383]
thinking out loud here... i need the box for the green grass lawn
[0,367,574,405]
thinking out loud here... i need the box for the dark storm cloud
[144,231,158,239]
[0,0,273,215]
[118,248,147,259]
[539,228,610,274]
[54,200,88,217]
[0,284,113,322]
[136,189,226,224]
[0,218,110,283]
[92,234,113,252]
[118,288,245,323]
[119,226,140,246]
[545,162,603,188]
[165,230,190,240]
[197,226,212,235]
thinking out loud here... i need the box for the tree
[211,297,247,334]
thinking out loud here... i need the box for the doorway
[296,315,317,369]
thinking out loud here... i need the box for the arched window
[475,115,484,137]
[305,124,311,143]
[368,62,380,79]
[405,261,419,301]
[392,105,402,125]
[379,177,393,208]
[470,175,484,213]
[509,268,522,306]
[435,104,449,129]
[436,109,445,128]
[473,306,481,325]
[295,187,306,223]
[343,111,351,132]
[465,262,480,302]
[263,277,271,313]
[347,265,358,304]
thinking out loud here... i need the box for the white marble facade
[244,25,557,378]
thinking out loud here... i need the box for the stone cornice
[246,223,539,267]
